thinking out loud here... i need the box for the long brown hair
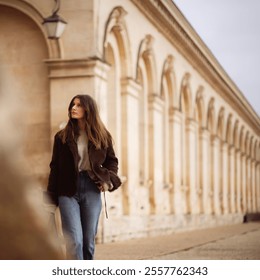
[60,94,112,149]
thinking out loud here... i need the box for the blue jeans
[58,171,101,260]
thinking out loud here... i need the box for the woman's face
[70,98,85,120]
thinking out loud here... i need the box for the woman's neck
[78,119,86,131]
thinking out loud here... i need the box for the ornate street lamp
[42,0,67,39]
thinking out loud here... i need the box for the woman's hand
[98,185,105,192]
[98,182,112,192]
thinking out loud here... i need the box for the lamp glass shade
[43,15,67,39]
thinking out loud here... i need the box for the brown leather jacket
[46,131,121,205]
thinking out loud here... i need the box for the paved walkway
[95,222,260,260]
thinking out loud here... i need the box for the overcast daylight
[173,0,260,116]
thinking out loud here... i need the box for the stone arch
[245,131,250,156]
[258,142,260,161]
[179,73,194,214]
[103,6,132,77]
[239,126,247,212]
[244,131,251,211]
[104,39,120,140]
[217,107,226,213]
[180,73,193,118]
[217,107,225,141]
[137,35,161,214]
[0,0,62,59]
[207,98,216,134]
[160,55,177,107]
[253,139,258,160]
[207,98,216,213]
[226,114,233,145]
[225,113,236,214]
[137,56,148,181]
[0,4,53,184]
[233,119,241,212]
[136,35,157,173]
[136,34,158,95]
[195,86,206,213]
[249,136,255,159]
[233,120,240,149]
[195,86,206,127]
[251,137,258,212]
[239,126,246,153]
[160,55,178,213]
[136,35,159,214]
[103,6,135,216]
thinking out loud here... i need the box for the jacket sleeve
[46,134,60,205]
[103,141,118,174]
[103,141,121,191]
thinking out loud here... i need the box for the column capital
[185,117,196,126]
[228,144,236,150]
[121,77,141,99]
[210,134,220,145]
[220,141,229,152]
[169,107,183,123]
[228,144,236,155]
[148,93,164,112]
[241,152,247,158]
[199,127,210,140]
[185,118,197,132]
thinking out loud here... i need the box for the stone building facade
[0,0,259,243]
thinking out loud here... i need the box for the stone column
[211,135,221,215]
[221,141,229,214]
[92,61,111,125]
[251,160,256,212]
[120,78,141,215]
[198,128,210,214]
[181,113,188,214]
[148,93,169,214]
[256,162,260,212]
[241,153,247,213]
[235,149,242,213]
[246,156,252,212]
[229,145,236,213]
[186,118,199,214]
[169,109,184,214]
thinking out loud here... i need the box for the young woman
[47,94,121,260]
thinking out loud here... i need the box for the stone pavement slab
[153,227,260,260]
[95,222,260,260]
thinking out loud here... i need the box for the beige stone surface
[0,0,259,243]
[96,222,260,260]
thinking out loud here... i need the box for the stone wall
[0,0,259,243]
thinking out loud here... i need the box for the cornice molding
[44,57,110,79]
[130,0,260,134]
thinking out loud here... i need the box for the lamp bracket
[52,0,60,15]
